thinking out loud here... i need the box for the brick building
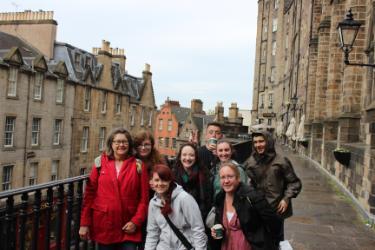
[0,10,157,190]
[252,0,375,217]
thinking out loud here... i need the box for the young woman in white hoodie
[145,164,207,250]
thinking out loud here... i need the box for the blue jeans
[98,241,137,250]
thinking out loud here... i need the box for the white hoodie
[145,184,207,250]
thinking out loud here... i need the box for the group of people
[79,122,302,250]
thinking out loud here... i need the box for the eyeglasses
[137,144,152,149]
[219,175,236,181]
[112,140,129,145]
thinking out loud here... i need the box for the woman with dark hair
[145,164,207,250]
[211,162,281,250]
[134,130,166,174]
[172,143,212,219]
[79,128,149,250]
[211,140,248,199]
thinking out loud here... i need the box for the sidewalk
[279,145,375,250]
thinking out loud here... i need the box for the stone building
[0,10,157,190]
[252,0,375,218]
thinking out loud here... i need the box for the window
[165,137,170,148]
[80,168,87,175]
[99,127,106,151]
[115,94,121,113]
[268,119,272,126]
[260,95,265,109]
[29,162,38,186]
[263,18,268,35]
[101,92,107,113]
[167,119,172,131]
[51,160,59,181]
[285,34,289,49]
[7,67,18,97]
[130,106,136,127]
[268,93,274,108]
[33,72,43,100]
[31,118,41,146]
[84,87,91,111]
[272,41,277,56]
[274,0,279,9]
[74,53,81,68]
[272,18,278,32]
[85,56,92,68]
[4,117,15,147]
[148,110,153,127]
[56,79,64,104]
[270,67,276,82]
[81,127,89,152]
[2,165,13,191]
[172,138,177,149]
[53,119,62,145]
[158,119,163,131]
[158,137,163,147]
[140,107,145,126]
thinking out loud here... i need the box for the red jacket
[80,154,149,244]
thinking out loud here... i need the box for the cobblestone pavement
[279,145,375,250]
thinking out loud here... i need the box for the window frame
[4,116,16,147]
[84,87,91,111]
[51,160,59,181]
[31,118,41,146]
[33,72,44,100]
[29,162,38,186]
[56,79,64,104]
[7,67,18,97]
[2,165,13,191]
[81,126,89,152]
[53,119,62,145]
[99,127,106,151]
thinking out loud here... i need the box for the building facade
[252,0,375,217]
[0,10,157,190]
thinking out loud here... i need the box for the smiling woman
[79,128,150,250]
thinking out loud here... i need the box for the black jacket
[214,183,281,250]
[244,130,302,219]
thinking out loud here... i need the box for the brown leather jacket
[244,131,302,219]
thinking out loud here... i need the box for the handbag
[279,240,293,250]
[205,207,216,228]
[163,214,194,250]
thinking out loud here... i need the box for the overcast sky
[1,0,258,112]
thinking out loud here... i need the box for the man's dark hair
[206,122,222,129]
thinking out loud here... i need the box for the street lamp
[337,9,375,67]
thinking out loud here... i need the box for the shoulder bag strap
[163,214,193,250]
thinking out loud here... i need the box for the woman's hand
[122,221,137,233]
[79,226,90,240]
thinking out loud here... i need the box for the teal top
[212,160,248,199]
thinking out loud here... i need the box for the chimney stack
[215,102,224,123]
[191,99,203,114]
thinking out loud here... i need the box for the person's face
[180,146,196,169]
[112,133,129,158]
[137,139,152,158]
[219,166,240,193]
[217,142,232,162]
[152,172,171,195]
[205,125,222,141]
[253,135,266,154]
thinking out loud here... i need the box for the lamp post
[337,9,375,67]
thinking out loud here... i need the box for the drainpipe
[23,69,32,186]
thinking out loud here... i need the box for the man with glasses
[198,122,223,171]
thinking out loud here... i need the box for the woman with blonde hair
[211,162,281,250]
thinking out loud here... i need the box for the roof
[171,106,191,124]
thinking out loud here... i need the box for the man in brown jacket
[244,130,302,241]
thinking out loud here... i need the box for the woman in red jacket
[79,128,149,250]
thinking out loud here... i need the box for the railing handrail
[0,174,89,199]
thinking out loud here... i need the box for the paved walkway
[279,145,375,250]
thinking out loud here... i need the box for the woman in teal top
[211,140,248,199]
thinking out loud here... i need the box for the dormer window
[74,53,81,68]
[85,56,92,68]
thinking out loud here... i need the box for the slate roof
[171,106,191,125]
[0,31,146,101]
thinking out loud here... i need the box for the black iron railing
[0,175,95,250]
